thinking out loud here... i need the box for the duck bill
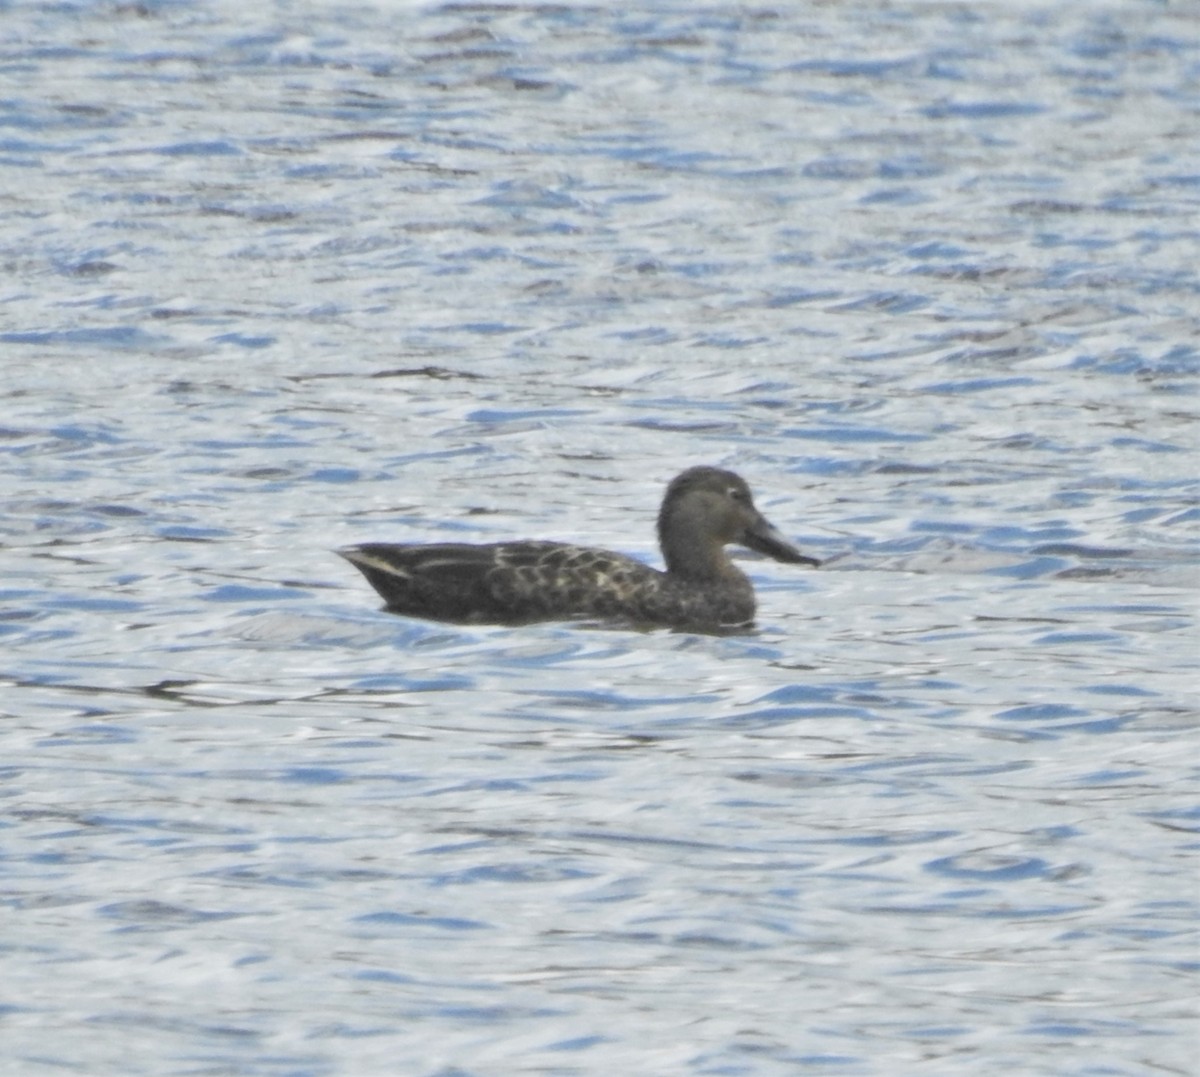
[742,514,821,566]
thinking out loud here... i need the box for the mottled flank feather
[339,467,819,631]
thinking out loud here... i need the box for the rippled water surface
[2,1,1198,1074]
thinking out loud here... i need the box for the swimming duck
[338,466,819,630]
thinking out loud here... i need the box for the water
[2,1,1198,1074]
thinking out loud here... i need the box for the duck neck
[658,509,738,582]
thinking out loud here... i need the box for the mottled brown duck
[338,466,819,630]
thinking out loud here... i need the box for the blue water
[2,2,1198,1075]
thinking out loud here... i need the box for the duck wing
[339,541,661,624]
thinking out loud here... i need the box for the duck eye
[728,486,747,502]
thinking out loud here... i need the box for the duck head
[657,466,820,578]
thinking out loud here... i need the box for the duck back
[340,541,670,624]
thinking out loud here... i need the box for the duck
[338,465,819,630]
